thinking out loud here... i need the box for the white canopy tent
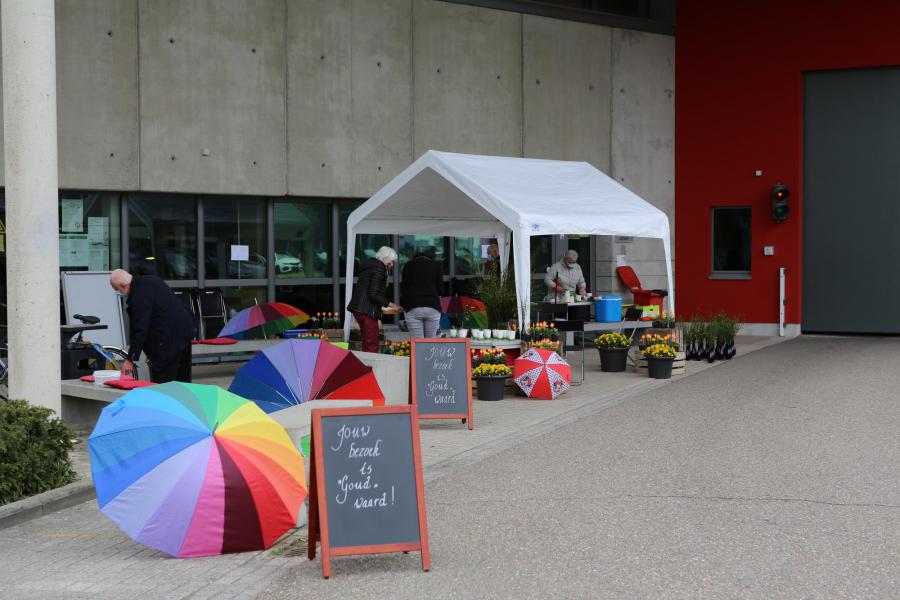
[344,150,673,338]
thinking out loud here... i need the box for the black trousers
[149,344,192,384]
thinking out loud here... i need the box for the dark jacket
[347,257,390,319]
[126,275,195,365]
[400,255,443,311]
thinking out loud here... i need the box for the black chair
[197,289,227,339]
[173,289,200,340]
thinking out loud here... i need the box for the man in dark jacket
[347,247,401,353]
[109,269,196,383]
[400,250,443,339]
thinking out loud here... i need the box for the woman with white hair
[544,249,587,301]
[347,246,402,352]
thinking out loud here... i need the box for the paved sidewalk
[267,335,900,598]
[0,336,781,599]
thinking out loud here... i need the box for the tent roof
[348,150,670,240]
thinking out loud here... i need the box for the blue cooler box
[595,296,622,322]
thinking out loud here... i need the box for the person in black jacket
[347,247,401,353]
[109,269,196,383]
[400,250,443,339]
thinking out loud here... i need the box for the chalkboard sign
[410,338,473,430]
[307,405,430,578]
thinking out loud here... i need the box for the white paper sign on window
[231,244,250,261]
[61,198,84,233]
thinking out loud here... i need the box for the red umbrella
[440,296,486,314]
[513,348,571,399]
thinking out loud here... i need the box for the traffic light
[771,184,789,222]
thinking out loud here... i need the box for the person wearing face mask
[544,249,587,301]
[109,269,196,383]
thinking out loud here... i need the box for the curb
[0,478,95,531]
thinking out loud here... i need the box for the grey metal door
[803,68,900,333]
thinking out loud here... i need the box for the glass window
[338,202,391,275]
[128,194,197,279]
[221,286,267,319]
[454,237,497,276]
[712,207,752,273]
[274,200,330,279]
[277,284,334,315]
[204,197,266,280]
[398,235,449,274]
[58,193,121,272]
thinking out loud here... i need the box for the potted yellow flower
[642,343,677,379]
[473,363,511,401]
[593,333,630,372]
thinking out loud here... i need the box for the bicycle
[66,314,139,381]
[0,315,139,400]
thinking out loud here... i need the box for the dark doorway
[802,68,900,333]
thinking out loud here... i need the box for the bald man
[109,269,196,383]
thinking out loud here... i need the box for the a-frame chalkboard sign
[307,405,430,578]
[410,338,473,430]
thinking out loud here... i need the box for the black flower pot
[708,344,717,363]
[476,376,506,401]
[647,357,674,379]
[598,347,628,372]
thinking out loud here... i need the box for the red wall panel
[675,0,900,323]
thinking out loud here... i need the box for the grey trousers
[405,306,442,339]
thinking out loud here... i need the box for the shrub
[0,400,76,506]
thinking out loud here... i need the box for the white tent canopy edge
[343,150,673,340]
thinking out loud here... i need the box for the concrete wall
[139,0,287,195]
[413,0,522,157]
[56,0,139,190]
[596,29,675,299]
[523,15,611,169]
[286,0,413,198]
[0,0,673,250]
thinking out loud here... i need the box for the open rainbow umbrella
[440,295,488,329]
[218,302,309,339]
[88,382,307,557]
[514,348,571,399]
[229,339,385,413]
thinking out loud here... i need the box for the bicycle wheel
[101,346,141,380]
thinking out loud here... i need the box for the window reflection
[277,284,334,315]
[128,195,197,279]
[204,197,266,280]
[398,235,448,274]
[338,202,391,274]
[274,201,331,278]
[58,193,121,272]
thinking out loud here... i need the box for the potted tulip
[643,343,677,379]
[594,333,630,372]
[473,363,511,401]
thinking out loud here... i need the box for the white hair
[565,249,579,261]
[109,269,133,287]
[374,246,398,264]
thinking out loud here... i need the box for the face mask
[565,262,576,269]
[114,290,128,298]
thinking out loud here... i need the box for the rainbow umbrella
[88,382,307,557]
[229,339,385,413]
[514,348,571,399]
[440,295,488,329]
[218,302,309,340]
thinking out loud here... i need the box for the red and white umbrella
[513,348,571,399]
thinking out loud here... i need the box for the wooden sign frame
[307,405,431,578]
[409,338,473,430]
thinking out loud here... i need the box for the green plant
[642,343,677,359]
[0,400,76,506]
[474,267,518,329]
[594,333,631,349]
[473,363,511,378]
